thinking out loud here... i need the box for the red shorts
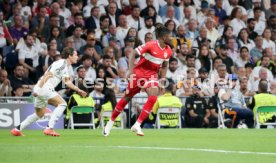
[125,77,159,97]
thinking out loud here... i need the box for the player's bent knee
[35,108,46,118]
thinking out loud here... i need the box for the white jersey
[38,59,70,89]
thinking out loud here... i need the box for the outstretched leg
[131,86,159,136]
[44,95,67,136]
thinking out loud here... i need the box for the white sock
[19,113,40,131]
[135,121,141,126]
[47,103,66,129]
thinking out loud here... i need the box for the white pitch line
[80,145,276,156]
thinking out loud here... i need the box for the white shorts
[33,85,59,109]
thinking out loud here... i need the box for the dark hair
[102,54,112,60]
[132,5,140,10]
[222,25,233,38]
[240,46,249,53]
[155,23,170,38]
[253,7,262,13]
[245,63,254,69]
[91,6,99,13]
[230,7,240,19]
[186,54,195,61]
[213,56,222,63]
[61,47,75,59]
[81,54,92,62]
[50,13,59,19]
[238,28,249,43]
[76,65,85,72]
[100,15,110,22]
[74,12,83,18]
[78,83,89,95]
[169,57,178,63]
[258,79,268,93]
[165,83,174,93]
[103,88,117,108]
[247,18,256,24]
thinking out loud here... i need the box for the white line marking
[81,145,276,156]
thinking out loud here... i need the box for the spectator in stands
[126,5,143,30]
[9,14,28,44]
[176,43,191,68]
[252,67,273,92]
[270,80,276,94]
[100,54,117,79]
[185,19,199,42]
[235,46,251,68]
[213,0,227,24]
[176,78,193,97]
[107,2,120,27]
[58,0,71,21]
[66,13,84,37]
[197,1,209,28]
[144,83,182,128]
[138,16,155,44]
[47,27,64,52]
[217,15,231,35]
[253,7,266,36]
[246,18,258,40]
[230,7,246,37]
[80,54,97,83]
[9,64,34,96]
[205,17,220,49]
[42,14,62,41]
[247,79,276,128]
[197,67,212,96]
[144,32,153,43]
[185,84,208,128]
[166,57,181,84]
[142,5,163,25]
[209,57,223,80]
[36,44,59,79]
[80,32,103,57]
[215,25,239,54]
[18,33,44,82]
[163,6,180,28]
[8,3,29,29]
[50,2,66,31]
[239,76,255,96]
[262,28,276,55]
[218,45,234,74]
[125,27,141,48]
[122,0,138,15]
[67,25,86,52]
[180,55,199,78]
[116,15,129,46]
[159,0,180,21]
[0,69,12,96]
[217,64,228,82]
[218,74,254,128]
[85,6,100,30]
[248,0,265,20]
[164,19,177,37]
[66,5,80,28]
[31,5,49,35]
[250,35,263,63]
[113,67,128,95]
[252,56,274,81]
[226,37,240,62]
[90,81,104,118]
[180,6,193,25]
[197,44,213,72]
[237,28,255,52]
[192,26,211,50]
[83,0,105,19]
[172,25,192,51]
[118,46,132,70]
[206,83,220,128]
[94,15,110,41]
[102,25,117,48]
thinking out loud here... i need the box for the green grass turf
[1,129,276,163]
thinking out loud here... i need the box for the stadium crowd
[1,0,276,128]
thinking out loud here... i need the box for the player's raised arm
[63,77,87,97]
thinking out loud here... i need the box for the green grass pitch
[1,129,276,163]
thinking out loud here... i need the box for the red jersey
[134,40,173,78]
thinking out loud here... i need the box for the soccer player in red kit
[103,24,173,136]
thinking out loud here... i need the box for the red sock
[137,96,157,123]
[111,98,128,121]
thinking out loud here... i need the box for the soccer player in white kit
[11,47,87,136]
